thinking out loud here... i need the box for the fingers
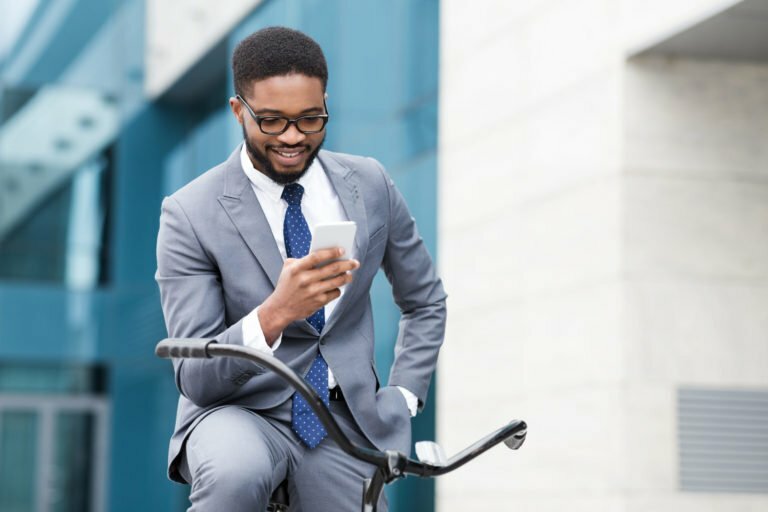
[311,269,354,294]
[313,258,359,281]
[322,287,343,303]
[298,281,344,316]
[297,248,346,271]
[292,248,358,276]
[276,249,358,316]
[300,268,353,312]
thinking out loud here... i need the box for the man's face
[231,74,327,185]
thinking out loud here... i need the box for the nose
[276,121,306,146]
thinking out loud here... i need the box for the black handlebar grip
[155,338,216,359]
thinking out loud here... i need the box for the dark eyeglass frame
[237,94,330,135]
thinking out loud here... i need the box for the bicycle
[156,338,527,512]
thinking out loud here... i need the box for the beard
[242,126,324,185]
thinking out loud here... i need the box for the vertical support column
[35,407,54,512]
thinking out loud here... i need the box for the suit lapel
[217,145,283,289]
[318,151,369,334]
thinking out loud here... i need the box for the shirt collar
[240,143,322,202]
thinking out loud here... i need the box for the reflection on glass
[51,412,94,512]
[0,363,106,394]
[66,160,107,289]
[0,84,117,285]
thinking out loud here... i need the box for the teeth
[277,151,300,158]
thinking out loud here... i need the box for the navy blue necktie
[282,183,329,448]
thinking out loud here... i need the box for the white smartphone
[309,221,357,266]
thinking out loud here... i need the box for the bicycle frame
[156,338,527,512]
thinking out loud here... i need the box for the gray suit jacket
[156,145,447,482]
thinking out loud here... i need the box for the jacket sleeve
[156,195,260,407]
[371,159,447,411]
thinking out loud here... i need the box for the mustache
[267,144,310,150]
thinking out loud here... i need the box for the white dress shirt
[238,144,417,416]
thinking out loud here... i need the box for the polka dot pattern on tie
[282,183,329,448]
[291,353,329,448]
[282,184,325,332]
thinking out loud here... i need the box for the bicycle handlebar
[156,338,527,498]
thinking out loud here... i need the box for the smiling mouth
[271,147,307,157]
[269,147,309,168]
[275,149,302,158]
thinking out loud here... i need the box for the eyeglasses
[237,95,330,135]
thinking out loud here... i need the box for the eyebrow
[252,106,325,116]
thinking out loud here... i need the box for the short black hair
[232,26,328,97]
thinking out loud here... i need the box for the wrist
[258,300,289,346]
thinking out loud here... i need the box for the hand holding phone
[309,221,357,267]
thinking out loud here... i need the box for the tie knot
[281,183,304,206]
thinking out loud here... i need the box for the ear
[229,97,244,125]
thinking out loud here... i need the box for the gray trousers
[179,399,388,512]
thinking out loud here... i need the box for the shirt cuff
[242,306,282,354]
[396,386,418,417]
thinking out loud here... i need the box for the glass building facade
[0,1,439,510]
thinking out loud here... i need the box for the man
[156,26,446,511]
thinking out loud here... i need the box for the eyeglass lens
[259,116,325,134]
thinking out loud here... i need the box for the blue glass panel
[6,0,119,87]
[0,411,37,512]
[51,412,94,512]
[0,363,104,394]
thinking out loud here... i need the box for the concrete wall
[439,1,624,510]
[144,0,262,98]
[438,1,768,510]
[621,56,768,512]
